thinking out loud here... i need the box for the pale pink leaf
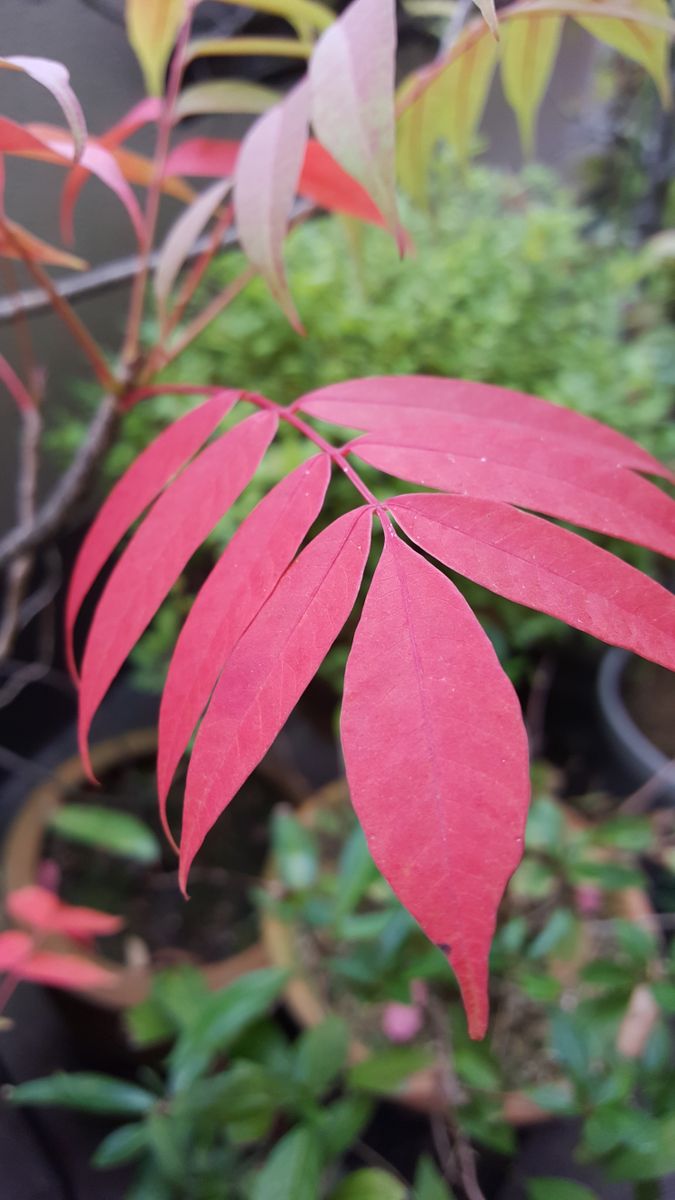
[341,533,530,1039]
[66,390,238,681]
[179,507,372,891]
[158,453,331,841]
[233,81,309,329]
[309,0,399,240]
[0,56,87,159]
[155,179,232,309]
[390,493,675,671]
[78,411,278,772]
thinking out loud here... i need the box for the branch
[0,393,119,573]
[0,405,42,657]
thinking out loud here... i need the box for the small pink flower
[574,884,602,915]
[382,1001,424,1043]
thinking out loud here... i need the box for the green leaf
[7,1073,155,1116]
[652,981,675,1014]
[330,1168,407,1199]
[92,1123,147,1169]
[579,1106,658,1160]
[550,1014,588,1080]
[273,811,318,891]
[606,1114,675,1182]
[521,1083,576,1116]
[126,0,187,96]
[251,1126,322,1200]
[569,861,644,890]
[335,825,379,917]
[453,1040,502,1091]
[414,1155,456,1199]
[525,796,565,851]
[311,1095,373,1159]
[580,960,637,990]
[294,1016,349,1097]
[614,920,657,964]
[347,1047,432,1095]
[126,965,209,1048]
[509,858,556,900]
[516,969,563,1003]
[175,79,278,120]
[526,1180,599,1200]
[49,804,161,863]
[590,815,653,852]
[528,908,578,959]
[169,968,288,1090]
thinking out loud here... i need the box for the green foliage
[48,804,161,864]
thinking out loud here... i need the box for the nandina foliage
[68,379,675,1038]
[0,886,120,993]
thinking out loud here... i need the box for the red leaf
[158,453,331,841]
[16,951,117,991]
[341,532,529,1039]
[78,411,278,772]
[352,435,675,559]
[309,0,400,243]
[234,81,309,328]
[6,886,123,938]
[179,507,372,891]
[66,390,238,681]
[0,931,34,972]
[298,140,386,227]
[390,493,675,671]
[164,135,392,231]
[0,930,116,991]
[0,117,144,242]
[100,97,162,147]
[164,136,240,179]
[297,376,671,479]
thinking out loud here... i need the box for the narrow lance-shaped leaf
[341,531,530,1038]
[158,453,331,839]
[501,14,564,154]
[0,56,86,158]
[6,886,123,939]
[234,81,309,329]
[297,376,671,478]
[353,431,675,559]
[78,411,278,774]
[125,0,187,96]
[573,0,671,105]
[0,931,117,991]
[185,36,312,65]
[389,493,675,672]
[155,179,231,311]
[180,508,372,891]
[212,0,334,35]
[397,23,498,199]
[309,0,400,242]
[66,390,238,680]
[473,0,500,37]
[175,80,278,120]
[0,217,86,269]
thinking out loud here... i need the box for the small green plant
[5,964,452,1199]
[262,773,675,1192]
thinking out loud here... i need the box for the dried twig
[428,996,487,1200]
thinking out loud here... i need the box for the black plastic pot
[596,648,675,805]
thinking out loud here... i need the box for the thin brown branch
[428,997,487,1200]
[0,393,119,573]
[1,222,118,393]
[0,405,42,657]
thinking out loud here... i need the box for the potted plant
[260,768,663,1139]
[597,647,675,806]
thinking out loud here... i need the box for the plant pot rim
[597,647,675,805]
[261,778,659,1127]
[2,728,273,1010]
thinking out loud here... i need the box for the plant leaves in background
[330,1169,407,1200]
[7,1072,155,1115]
[154,178,232,312]
[500,14,563,153]
[310,0,400,241]
[573,0,671,104]
[49,805,161,864]
[234,81,309,328]
[125,0,187,96]
[175,80,278,120]
[251,1126,322,1200]
[526,1181,599,1200]
[92,1123,147,1169]
[347,1045,433,1093]
[414,1156,456,1199]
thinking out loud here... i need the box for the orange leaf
[0,218,87,269]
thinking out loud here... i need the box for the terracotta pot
[261,779,659,1126]
[2,729,280,1011]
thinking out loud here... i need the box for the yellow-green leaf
[175,80,279,120]
[397,23,498,201]
[501,13,564,153]
[185,36,312,65]
[212,0,334,37]
[125,0,187,96]
[572,0,671,103]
